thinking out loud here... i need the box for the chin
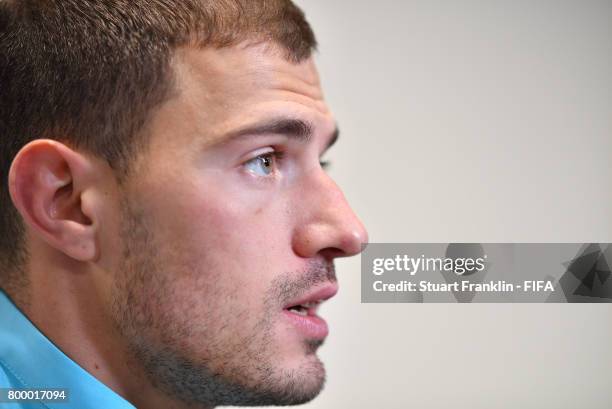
[269,356,327,405]
[261,332,327,404]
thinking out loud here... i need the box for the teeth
[287,300,322,316]
[289,308,308,316]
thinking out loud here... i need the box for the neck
[17,244,213,409]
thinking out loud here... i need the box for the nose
[292,172,369,259]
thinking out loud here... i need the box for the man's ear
[8,139,100,262]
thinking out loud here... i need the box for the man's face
[108,43,367,407]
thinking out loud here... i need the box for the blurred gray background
[254,1,612,408]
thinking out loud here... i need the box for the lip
[282,283,339,340]
[283,283,339,310]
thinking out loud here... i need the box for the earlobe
[8,139,99,262]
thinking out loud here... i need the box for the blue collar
[0,290,135,409]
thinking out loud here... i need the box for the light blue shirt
[0,290,135,408]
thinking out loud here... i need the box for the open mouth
[285,300,322,317]
[282,284,338,340]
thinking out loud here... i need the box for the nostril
[319,247,346,260]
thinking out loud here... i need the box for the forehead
[175,42,324,100]
[165,42,333,145]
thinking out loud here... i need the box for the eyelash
[263,151,284,173]
[246,150,331,176]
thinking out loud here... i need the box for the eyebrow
[223,118,340,150]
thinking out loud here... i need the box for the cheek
[122,172,315,368]
[145,177,294,301]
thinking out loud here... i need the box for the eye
[244,152,281,177]
[320,159,331,170]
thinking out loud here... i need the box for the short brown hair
[0,0,317,291]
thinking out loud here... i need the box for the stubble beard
[109,197,334,407]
